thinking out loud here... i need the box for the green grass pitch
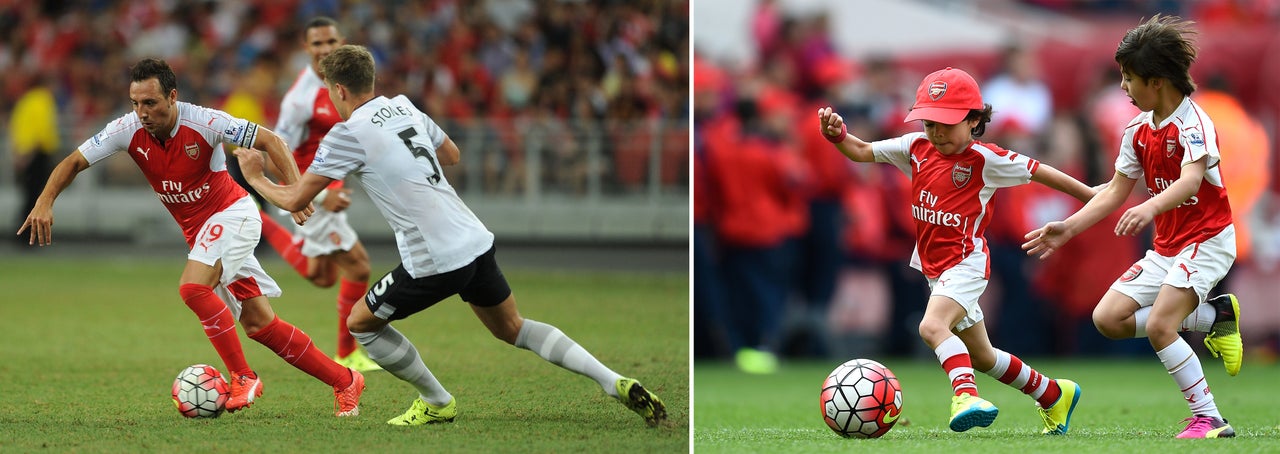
[696,357,1280,453]
[0,252,688,452]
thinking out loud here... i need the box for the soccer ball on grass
[820,358,903,438]
[172,364,230,418]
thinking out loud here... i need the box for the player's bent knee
[917,319,951,346]
[1144,319,1177,340]
[346,317,376,334]
[178,283,213,301]
[346,308,383,333]
[1092,316,1128,340]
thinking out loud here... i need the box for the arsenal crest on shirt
[951,162,972,188]
[184,143,199,160]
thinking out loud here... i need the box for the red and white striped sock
[934,335,978,397]
[982,349,1061,408]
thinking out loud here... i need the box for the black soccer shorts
[364,245,512,320]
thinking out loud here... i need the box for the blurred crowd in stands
[2,0,690,206]
[694,0,1280,371]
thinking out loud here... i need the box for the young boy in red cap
[818,67,1095,434]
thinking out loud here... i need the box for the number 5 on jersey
[398,128,441,184]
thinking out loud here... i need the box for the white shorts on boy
[927,262,988,332]
[1110,225,1236,306]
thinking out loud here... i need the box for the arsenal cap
[904,67,984,125]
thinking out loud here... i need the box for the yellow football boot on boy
[616,378,668,427]
[1204,294,1242,376]
[387,397,457,426]
[949,394,998,432]
[1038,379,1081,435]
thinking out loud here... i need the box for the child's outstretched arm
[1023,171,1137,259]
[818,107,875,162]
[1030,163,1096,203]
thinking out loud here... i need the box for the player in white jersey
[1023,15,1241,439]
[258,16,380,372]
[18,58,366,416]
[233,44,667,427]
[820,67,1095,435]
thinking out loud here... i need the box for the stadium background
[694,0,1280,365]
[1,0,689,244]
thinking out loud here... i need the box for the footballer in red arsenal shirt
[19,58,366,417]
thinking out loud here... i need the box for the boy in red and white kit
[1023,15,1242,439]
[819,67,1093,435]
[19,58,366,417]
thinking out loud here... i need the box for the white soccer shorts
[927,264,988,332]
[293,207,359,257]
[188,196,283,319]
[1110,224,1236,306]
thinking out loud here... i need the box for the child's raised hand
[1023,221,1071,259]
[817,107,847,143]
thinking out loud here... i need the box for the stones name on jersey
[370,103,415,127]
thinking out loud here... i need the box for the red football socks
[180,283,253,378]
[248,315,351,389]
[335,279,366,358]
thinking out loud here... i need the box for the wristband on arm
[824,123,847,144]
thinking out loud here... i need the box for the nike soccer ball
[172,364,230,418]
[820,358,904,438]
